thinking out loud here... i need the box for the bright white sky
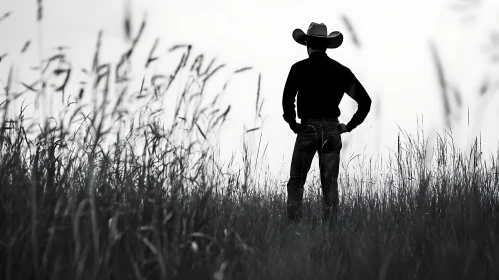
[1,0,499,185]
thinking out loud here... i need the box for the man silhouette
[283,22,372,221]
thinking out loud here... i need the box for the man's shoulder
[328,57,351,71]
[291,58,307,68]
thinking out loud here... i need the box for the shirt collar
[309,51,328,58]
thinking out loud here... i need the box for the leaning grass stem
[29,171,39,279]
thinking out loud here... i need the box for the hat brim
[292,28,343,49]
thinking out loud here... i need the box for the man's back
[288,52,354,119]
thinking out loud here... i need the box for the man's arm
[345,75,372,132]
[282,64,300,131]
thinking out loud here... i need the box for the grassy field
[2,16,499,280]
[2,106,499,280]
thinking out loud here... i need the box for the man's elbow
[360,95,372,110]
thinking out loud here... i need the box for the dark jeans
[287,118,342,221]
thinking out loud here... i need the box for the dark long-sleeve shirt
[282,51,372,132]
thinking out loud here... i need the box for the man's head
[307,41,327,55]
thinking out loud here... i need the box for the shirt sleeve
[344,73,372,132]
[282,64,300,127]
[342,67,355,93]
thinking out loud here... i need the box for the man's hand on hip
[290,123,303,134]
[338,123,349,134]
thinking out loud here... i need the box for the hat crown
[292,22,343,49]
[307,22,328,37]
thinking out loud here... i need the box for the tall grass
[2,17,499,280]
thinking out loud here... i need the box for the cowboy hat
[293,22,343,49]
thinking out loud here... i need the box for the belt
[302,117,339,124]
